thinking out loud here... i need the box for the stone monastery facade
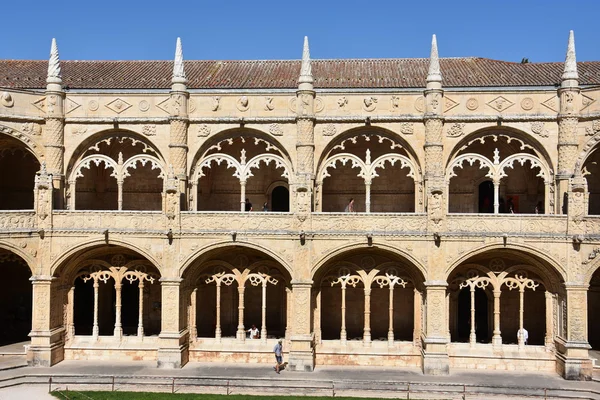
[1,32,600,380]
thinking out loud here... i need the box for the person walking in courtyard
[262,201,268,212]
[273,339,283,374]
[244,198,253,212]
[344,198,355,212]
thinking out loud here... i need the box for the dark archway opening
[74,278,93,335]
[0,255,32,346]
[271,186,289,212]
[588,269,600,350]
[456,288,489,343]
[0,147,39,210]
[478,181,494,213]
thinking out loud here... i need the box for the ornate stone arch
[178,240,294,281]
[315,125,422,174]
[499,153,551,183]
[445,126,554,173]
[445,243,565,292]
[50,238,163,278]
[65,129,164,179]
[0,124,44,163]
[310,242,427,285]
[191,127,292,177]
[71,154,118,181]
[446,153,495,181]
[121,154,166,181]
[0,241,36,275]
[317,153,365,183]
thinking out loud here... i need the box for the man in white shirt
[247,324,259,339]
[517,327,529,345]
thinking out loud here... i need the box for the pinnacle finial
[427,34,442,84]
[562,30,578,82]
[299,36,313,86]
[47,38,61,84]
[172,37,187,84]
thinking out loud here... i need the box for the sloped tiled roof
[1,58,599,90]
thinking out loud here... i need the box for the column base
[422,337,449,375]
[287,334,314,372]
[157,332,189,369]
[555,339,592,380]
[27,329,64,367]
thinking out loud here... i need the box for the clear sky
[2,0,598,63]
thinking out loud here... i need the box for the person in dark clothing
[245,198,253,212]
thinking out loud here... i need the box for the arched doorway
[271,186,289,212]
[0,251,32,349]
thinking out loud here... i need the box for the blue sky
[2,0,598,62]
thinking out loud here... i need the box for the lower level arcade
[2,244,597,379]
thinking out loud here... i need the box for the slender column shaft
[93,281,99,339]
[315,290,322,343]
[518,289,525,348]
[469,287,476,347]
[364,288,372,346]
[240,181,246,212]
[190,288,197,342]
[68,180,76,210]
[493,180,500,214]
[114,282,123,338]
[492,290,502,345]
[365,182,371,213]
[261,282,267,343]
[340,286,347,344]
[215,283,222,342]
[67,286,75,341]
[414,289,423,346]
[191,181,198,211]
[388,285,394,345]
[137,281,144,337]
[545,291,554,351]
[237,285,245,341]
[117,180,123,210]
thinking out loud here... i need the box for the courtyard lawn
[50,392,390,400]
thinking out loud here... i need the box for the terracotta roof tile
[1,58,599,90]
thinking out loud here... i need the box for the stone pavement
[0,360,598,399]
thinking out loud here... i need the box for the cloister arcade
[66,132,166,211]
[446,130,553,214]
[181,247,291,361]
[315,128,421,213]
[447,250,564,353]
[52,246,162,353]
[312,248,424,366]
[190,129,293,212]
